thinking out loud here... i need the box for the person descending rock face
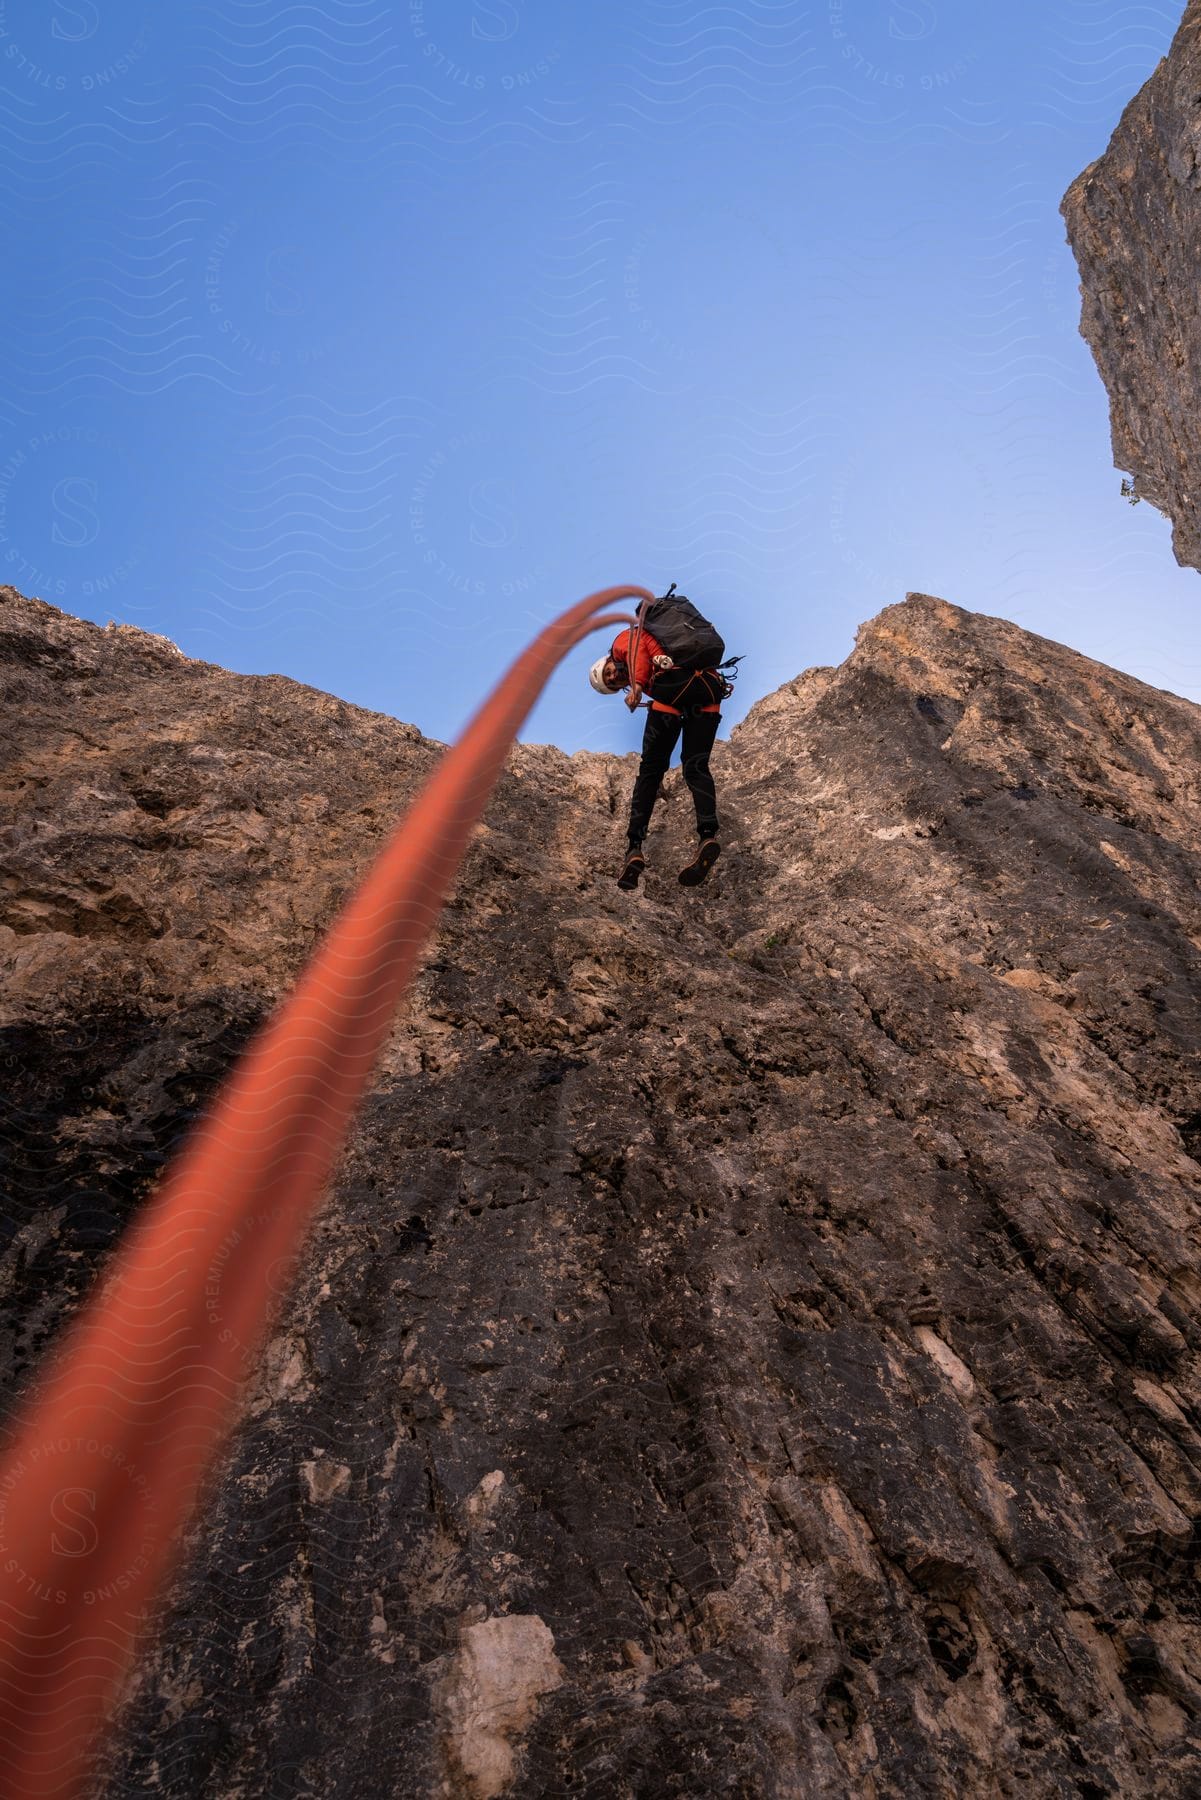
[588,586,731,891]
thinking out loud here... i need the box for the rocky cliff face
[1062,1,1201,572]
[3,582,1201,1797]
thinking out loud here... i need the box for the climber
[588,588,729,891]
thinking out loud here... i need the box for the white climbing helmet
[589,655,620,695]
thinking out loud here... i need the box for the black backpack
[638,583,725,670]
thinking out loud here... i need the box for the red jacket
[610,626,721,716]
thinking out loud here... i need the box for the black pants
[627,707,720,848]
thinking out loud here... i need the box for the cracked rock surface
[1062,0,1201,571]
[3,582,1201,1796]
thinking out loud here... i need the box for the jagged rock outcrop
[1062,0,1201,571]
[3,583,1201,1796]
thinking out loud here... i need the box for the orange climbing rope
[0,584,652,1800]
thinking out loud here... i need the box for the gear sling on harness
[651,664,730,715]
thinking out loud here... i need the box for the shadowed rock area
[1062,0,1201,572]
[3,581,1201,1796]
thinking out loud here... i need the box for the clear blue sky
[2,0,1196,755]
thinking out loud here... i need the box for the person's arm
[628,629,657,695]
[610,626,646,708]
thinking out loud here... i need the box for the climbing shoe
[617,849,646,891]
[678,838,721,887]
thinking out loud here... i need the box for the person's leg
[626,710,682,848]
[679,710,721,840]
